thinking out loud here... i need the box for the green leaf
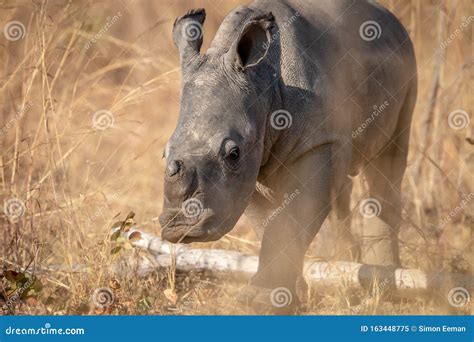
[125,211,135,221]
[14,273,26,282]
[110,221,123,231]
[110,229,121,241]
[4,270,19,283]
[121,211,136,232]
[110,246,122,254]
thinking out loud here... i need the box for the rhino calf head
[159,9,275,243]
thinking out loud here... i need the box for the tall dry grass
[0,0,472,314]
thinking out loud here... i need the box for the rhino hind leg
[361,147,406,266]
[360,86,415,267]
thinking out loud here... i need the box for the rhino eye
[228,147,240,161]
[223,140,241,169]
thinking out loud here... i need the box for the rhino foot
[237,282,304,314]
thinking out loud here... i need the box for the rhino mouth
[161,224,208,243]
[160,208,219,243]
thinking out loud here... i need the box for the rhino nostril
[166,159,182,177]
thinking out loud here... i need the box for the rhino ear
[172,8,206,66]
[226,13,274,70]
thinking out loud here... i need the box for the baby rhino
[159,0,417,310]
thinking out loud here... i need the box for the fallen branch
[119,228,472,296]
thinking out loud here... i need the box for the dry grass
[0,0,472,315]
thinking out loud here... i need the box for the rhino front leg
[242,143,350,311]
[244,186,276,241]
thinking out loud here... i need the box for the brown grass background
[0,0,472,314]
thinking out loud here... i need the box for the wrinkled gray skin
[159,0,416,308]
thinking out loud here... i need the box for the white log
[119,229,471,295]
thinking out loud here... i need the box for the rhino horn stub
[226,12,275,70]
[172,8,206,66]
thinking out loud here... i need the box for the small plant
[0,269,42,314]
[109,211,142,255]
